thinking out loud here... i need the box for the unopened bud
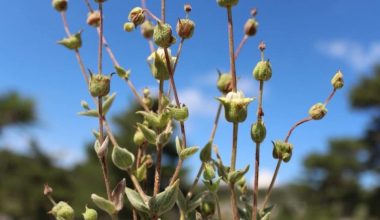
[251,8,258,17]
[309,103,327,120]
[217,91,254,123]
[133,128,145,146]
[176,19,195,39]
[82,206,98,220]
[244,18,258,36]
[253,60,272,81]
[331,70,344,89]
[199,195,216,218]
[217,72,233,94]
[153,23,175,48]
[123,22,135,32]
[203,162,215,181]
[87,11,101,27]
[52,0,67,12]
[128,7,145,26]
[217,0,239,8]
[43,183,53,196]
[147,48,176,80]
[251,121,266,143]
[184,4,192,13]
[89,74,111,97]
[272,140,293,162]
[50,201,74,220]
[258,41,266,52]
[140,20,154,38]
[58,31,82,50]
[167,104,189,122]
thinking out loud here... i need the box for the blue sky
[1,0,379,187]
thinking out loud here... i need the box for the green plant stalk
[235,34,249,60]
[186,163,204,199]
[213,192,223,220]
[153,144,163,196]
[168,37,185,97]
[252,80,264,220]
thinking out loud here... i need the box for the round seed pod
[87,11,101,27]
[308,103,327,120]
[153,23,175,48]
[217,73,233,94]
[89,74,111,97]
[124,22,135,32]
[244,18,258,36]
[331,70,344,89]
[251,121,266,143]
[217,0,238,8]
[140,20,154,38]
[52,0,68,12]
[128,7,145,26]
[253,60,272,81]
[176,19,195,39]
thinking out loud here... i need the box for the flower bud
[142,154,153,167]
[123,22,135,32]
[58,31,82,50]
[133,128,145,146]
[52,0,68,12]
[153,23,175,48]
[253,60,272,81]
[82,206,98,220]
[50,201,74,220]
[43,184,53,196]
[89,74,111,97]
[244,18,258,36]
[147,48,176,80]
[128,7,145,26]
[308,103,327,120]
[87,11,101,27]
[167,104,189,122]
[251,121,266,144]
[217,91,254,123]
[217,73,233,94]
[140,20,154,38]
[176,19,195,39]
[184,4,192,13]
[331,70,344,89]
[199,195,215,218]
[217,0,238,8]
[272,140,293,162]
[203,162,215,181]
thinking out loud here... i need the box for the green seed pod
[58,31,82,50]
[308,103,327,120]
[133,128,145,146]
[50,201,74,220]
[89,74,111,97]
[217,91,254,123]
[253,60,272,81]
[244,18,258,36]
[331,70,344,89]
[147,48,176,80]
[82,206,98,220]
[140,20,154,38]
[87,11,101,27]
[251,121,266,143]
[217,73,233,94]
[167,104,189,122]
[128,7,145,26]
[135,163,147,182]
[199,195,215,218]
[176,19,195,39]
[203,162,215,181]
[272,140,293,162]
[216,0,238,8]
[52,0,68,12]
[142,97,153,109]
[111,145,135,171]
[123,22,135,32]
[153,23,175,48]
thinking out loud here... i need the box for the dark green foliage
[0,92,35,130]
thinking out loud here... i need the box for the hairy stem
[186,163,204,199]
[227,6,237,92]
[213,192,223,220]
[230,184,239,220]
[235,34,249,59]
[154,144,163,196]
[230,122,238,171]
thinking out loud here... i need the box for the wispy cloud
[316,40,380,71]
[179,88,217,117]
[249,168,282,189]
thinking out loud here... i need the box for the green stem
[213,192,223,220]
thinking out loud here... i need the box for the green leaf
[149,179,180,216]
[175,136,183,156]
[136,123,157,144]
[102,93,116,115]
[114,66,131,79]
[180,146,199,160]
[187,192,204,213]
[200,141,212,162]
[111,145,135,171]
[78,109,99,117]
[176,189,187,212]
[125,187,150,214]
[258,205,274,220]
[203,176,222,192]
[91,194,116,215]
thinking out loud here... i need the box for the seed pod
[140,20,154,38]
[128,7,145,26]
[58,31,82,50]
[251,121,266,143]
[167,104,189,122]
[176,19,195,39]
[203,162,215,181]
[147,48,176,80]
[82,206,98,220]
[133,128,145,146]
[331,70,344,89]
[184,4,192,13]
[89,74,111,97]
[244,18,258,36]
[87,11,101,27]
[49,201,74,220]
[272,140,293,162]
[253,60,272,81]
[199,195,216,218]
[217,91,254,123]
[309,103,327,120]
[216,0,239,8]
[153,23,175,48]
[123,22,135,32]
[217,73,233,94]
[52,0,67,12]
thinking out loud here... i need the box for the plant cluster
[46,0,344,219]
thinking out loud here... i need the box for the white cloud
[250,168,279,189]
[179,88,217,117]
[316,40,380,71]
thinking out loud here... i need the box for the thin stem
[153,145,163,196]
[60,12,71,37]
[132,210,138,220]
[84,0,94,12]
[186,163,204,199]
[126,80,150,112]
[210,103,223,141]
[213,192,223,220]
[262,159,282,209]
[47,195,57,206]
[324,88,337,106]
[173,38,185,75]
[229,184,239,220]
[143,9,161,22]
[98,2,103,74]
[161,0,165,22]
[129,172,149,203]
[235,34,249,59]
[284,117,312,143]
[226,6,237,92]
[230,122,238,171]
[252,81,264,220]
